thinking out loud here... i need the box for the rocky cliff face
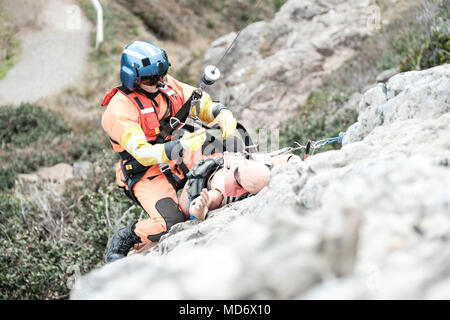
[71,64,450,299]
[203,0,378,129]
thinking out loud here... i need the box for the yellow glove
[180,128,207,152]
[210,109,237,140]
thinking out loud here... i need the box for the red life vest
[102,83,185,143]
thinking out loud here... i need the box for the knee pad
[147,198,185,242]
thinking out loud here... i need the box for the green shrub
[280,91,358,155]
[400,31,450,72]
[0,104,108,192]
[0,104,69,148]
[0,151,141,299]
[273,0,287,11]
[0,167,16,192]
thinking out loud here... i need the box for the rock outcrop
[71,64,450,300]
[203,0,379,129]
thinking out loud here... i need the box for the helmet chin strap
[139,75,168,93]
[139,82,159,93]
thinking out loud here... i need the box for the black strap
[159,90,202,138]
[110,137,120,145]
[133,97,145,110]
[159,160,190,192]
[233,167,244,188]
[160,164,180,191]
[118,85,132,95]
[119,155,146,207]
[236,122,258,153]
[178,161,190,177]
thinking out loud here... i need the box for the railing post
[90,0,104,49]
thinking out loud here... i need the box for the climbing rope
[244,132,346,160]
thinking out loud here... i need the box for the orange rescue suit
[101,75,221,243]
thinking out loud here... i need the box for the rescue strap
[304,132,346,160]
[253,132,346,160]
[118,120,256,206]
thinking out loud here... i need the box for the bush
[400,31,450,72]
[0,104,69,148]
[280,91,358,155]
[0,151,141,299]
[0,104,109,192]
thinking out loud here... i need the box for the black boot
[105,223,141,263]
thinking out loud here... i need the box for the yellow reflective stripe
[120,126,169,166]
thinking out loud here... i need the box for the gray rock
[376,67,400,83]
[343,64,450,145]
[202,0,377,129]
[16,163,74,184]
[73,161,93,180]
[71,65,450,300]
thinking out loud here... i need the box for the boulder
[17,163,74,184]
[73,161,93,180]
[72,65,450,299]
[376,67,400,83]
[202,0,377,129]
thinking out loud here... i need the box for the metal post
[90,0,104,49]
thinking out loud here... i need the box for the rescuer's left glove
[180,128,207,152]
[210,109,237,140]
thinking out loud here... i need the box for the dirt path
[0,0,92,106]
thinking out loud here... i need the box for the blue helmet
[120,41,171,91]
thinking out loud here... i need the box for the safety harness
[102,84,202,143]
[102,84,203,205]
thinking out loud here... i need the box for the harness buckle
[169,117,181,129]
[159,163,171,174]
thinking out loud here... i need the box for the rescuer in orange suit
[101,41,238,262]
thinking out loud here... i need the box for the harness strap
[236,122,258,153]
[119,152,146,207]
[158,89,202,139]
[159,163,179,191]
